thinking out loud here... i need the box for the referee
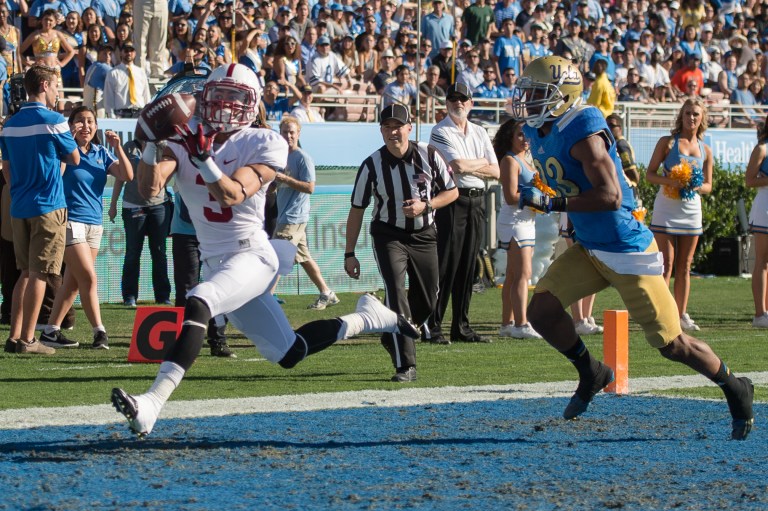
[344,104,458,383]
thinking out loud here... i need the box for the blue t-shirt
[276,148,315,225]
[493,35,524,75]
[0,102,77,218]
[523,105,652,252]
[264,97,292,121]
[63,142,116,224]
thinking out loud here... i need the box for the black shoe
[427,335,451,345]
[563,362,615,420]
[453,333,492,343]
[4,338,17,353]
[725,377,754,440]
[210,340,236,358]
[396,315,420,338]
[391,366,417,382]
[39,329,79,348]
[92,331,110,350]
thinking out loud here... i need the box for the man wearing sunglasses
[426,82,499,345]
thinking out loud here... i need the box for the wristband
[193,156,224,183]
[549,196,567,212]
[344,252,356,259]
[141,142,158,165]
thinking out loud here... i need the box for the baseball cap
[97,43,114,52]
[446,82,472,100]
[317,35,331,45]
[122,42,135,51]
[708,46,722,54]
[612,44,625,53]
[577,0,588,5]
[440,40,453,50]
[595,35,606,42]
[669,0,680,8]
[300,84,313,93]
[459,39,472,47]
[628,33,640,42]
[278,5,291,13]
[330,3,342,10]
[531,22,545,30]
[380,104,411,125]
[701,23,713,32]
[381,48,395,58]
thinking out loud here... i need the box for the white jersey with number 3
[168,126,289,260]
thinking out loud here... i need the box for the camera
[8,73,26,116]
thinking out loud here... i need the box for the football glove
[520,187,567,213]
[174,123,217,165]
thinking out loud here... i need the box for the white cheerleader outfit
[497,153,536,249]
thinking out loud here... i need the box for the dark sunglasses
[447,95,469,102]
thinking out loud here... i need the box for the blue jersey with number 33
[523,105,652,253]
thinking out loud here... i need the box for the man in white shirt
[305,34,352,93]
[290,85,326,122]
[104,43,151,118]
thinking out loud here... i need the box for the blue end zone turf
[0,396,765,510]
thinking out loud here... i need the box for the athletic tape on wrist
[193,156,224,183]
[141,142,158,165]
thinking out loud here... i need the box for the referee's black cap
[380,104,411,125]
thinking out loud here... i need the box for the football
[134,92,197,142]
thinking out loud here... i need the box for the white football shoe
[587,316,604,333]
[355,293,419,338]
[498,324,516,337]
[111,388,161,438]
[680,313,700,332]
[509,323,543,339]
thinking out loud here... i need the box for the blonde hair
[279,115,301,132]
[671,97,708,140]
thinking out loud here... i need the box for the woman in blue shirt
[39,106,133,350]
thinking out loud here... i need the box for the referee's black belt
[458,187,485,198]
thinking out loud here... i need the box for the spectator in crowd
[556,18,588,69]
[702,46,723,89]
[262,79,300,121]
[745,121,768,328]
[381,64,417,109]
[427,82,500,344]
[290,0,313,42]
[305,34,351,92]
[471,63,501,121]
[646,98,713,332]
[493,0,520,32]
[39,107,132,351]
[493,17,523,79]
[109,139,172,307]
[0,65,79,355]
[355,32,378,82]
[457,48,483,92]
[419,64,445,119]
[79,22,106,83]
[619,66,653,102]
[671,52,705,97]
[336,33,356,73]
[589,34,615,83]
[421,0,454,60]
[104,43,151,118]
[133,0,170,79]
[492,119,541,339]
[0,6,20,77]
[59,11,83,89]
[273,35,304,87]
[169,18,191,64]
[273,116,339,310]
[113,22,134,61]
[432,40,455,88]
[680,24,705,59]
[373,48,396,94]
[345,104,457,382]
[587,59,615,117]
[498,66,516,96]
[462,0,493,45]
[718,51,739,97]
[300,25,318,69]
[205,25,232,67]
[19,8,77,87]
[291,84,325,122]
[730,72,761,127]
[82,44,113,118]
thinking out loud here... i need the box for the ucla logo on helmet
[550,64,580,85]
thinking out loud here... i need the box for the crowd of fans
[0,0,768,121]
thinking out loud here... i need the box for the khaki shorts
[66,221,104,249]
[535,241,681,348]
[11,208,67,274]
[274,223,312,263]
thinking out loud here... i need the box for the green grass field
[1,277,765,411]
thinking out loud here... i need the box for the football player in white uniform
[111,64,419,438]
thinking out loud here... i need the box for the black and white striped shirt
[351,141,455,231]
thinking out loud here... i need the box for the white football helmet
[201,63,261,132]
[510,55,583,128]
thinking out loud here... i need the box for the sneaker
[574,318,601,336]
[355,293,419,338]
[40,329,80,348]
[111,388,159,438]
[498,324,516,337]
[92,331,110,350]
[509,323,542,339]
[563,362,615,420]
[308,291,340,310]
[391,366,417,382]
[4,338,17,353]
[16,338,56,355]
[752,313,768,328]
[588,316,604,333]
[680,313,700,332]
[124,297,137,307]
[725,377,754,440]
[209,340,237,358]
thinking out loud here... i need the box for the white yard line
[1,371,766,431]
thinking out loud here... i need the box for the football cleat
[111,388,159,438]
[355,293,420,338]
[726,377,754,440]
[563,362,615,420]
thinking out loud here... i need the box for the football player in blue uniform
[510,55,754,440]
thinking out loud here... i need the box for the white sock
[144,361,186,409]
[93,325,106,334]
[44,325,60,335]
[337,313,365,340]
